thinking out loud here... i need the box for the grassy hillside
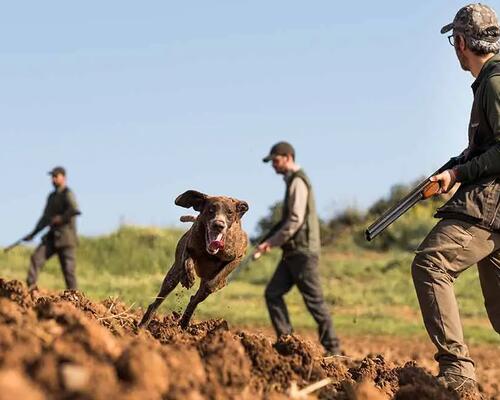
[1,225,498,345]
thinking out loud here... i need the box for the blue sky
[0,1,486,245]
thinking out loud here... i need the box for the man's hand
[430,169,457,194]
[257,242,272,254]
[51,215,63,226]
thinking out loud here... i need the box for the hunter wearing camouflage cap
[410,3,500,398]
[441,3,500,53]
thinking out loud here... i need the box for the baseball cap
[262,141,295,163]
[48,166,66,176]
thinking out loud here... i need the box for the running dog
[139,190,249,329]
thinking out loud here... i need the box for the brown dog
[139,190,249,329]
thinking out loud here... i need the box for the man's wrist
[258,241,272,253]
[262,240,273,249]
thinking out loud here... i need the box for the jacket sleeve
[62,190,81,224]
[258,221,284,244]
[454,75,500,183]
[266,177,308,247]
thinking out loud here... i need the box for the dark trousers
[27,240,77,290]
[265,251,339,352]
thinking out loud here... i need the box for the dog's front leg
[206,257,243,292]
[139,262,182,328]
[179,283,210,329]
[179,257,243,329]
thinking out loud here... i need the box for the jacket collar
[472,53,500,93]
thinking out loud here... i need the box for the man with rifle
[257,141,341,356]
[23,166,81,290]
[411,4,500,396]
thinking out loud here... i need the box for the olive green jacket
[436,54,500,230]
[31,186,81,248]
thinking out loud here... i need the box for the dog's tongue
[209,234,224,252]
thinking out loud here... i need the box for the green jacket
[264,169,321,255]
[436,54,500,230]
[31,186,81,248]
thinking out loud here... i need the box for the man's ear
[236,201,249,218]
[175,190,208,212]
[457,34,467,51]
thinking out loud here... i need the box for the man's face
[51,173,66,188]
[271,154,292,175]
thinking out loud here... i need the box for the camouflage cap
[441,3,500,42]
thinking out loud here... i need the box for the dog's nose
[212,220,226,232]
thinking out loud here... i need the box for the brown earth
[0,278,496,400]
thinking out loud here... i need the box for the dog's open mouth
[206,229,225,255]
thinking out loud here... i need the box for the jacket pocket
[439,223,473,249]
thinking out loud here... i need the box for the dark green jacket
[264,169,321,255]
[31,186,81,248]
[436,54,500,230]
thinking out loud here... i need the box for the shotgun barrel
[3,238,24,253]
[365,157,460,241]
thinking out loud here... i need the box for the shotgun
[365,157,462,241]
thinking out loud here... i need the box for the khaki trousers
[412,219,500,380]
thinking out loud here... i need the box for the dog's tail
[180,215,197,223]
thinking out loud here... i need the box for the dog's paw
[137,320,148,329]
[138,310,156,329]
[179,317,190,330]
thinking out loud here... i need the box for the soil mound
[0,279,485,399]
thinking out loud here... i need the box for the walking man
[257,141,341,355]
[412,4,500,396]
[24,166,81,290]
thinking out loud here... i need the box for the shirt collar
[283,165,301,182]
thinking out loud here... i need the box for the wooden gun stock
[422,181,441,199]
[365,157,459,242]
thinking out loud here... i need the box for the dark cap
[47,166,66,177]
[441,3,500,42]
[262,141,295,163]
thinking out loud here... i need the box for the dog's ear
[175,190,208,212]
[236,201,249,218]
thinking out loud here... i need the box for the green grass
[1,225,498,345]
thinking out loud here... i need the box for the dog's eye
[209,206,216,214]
